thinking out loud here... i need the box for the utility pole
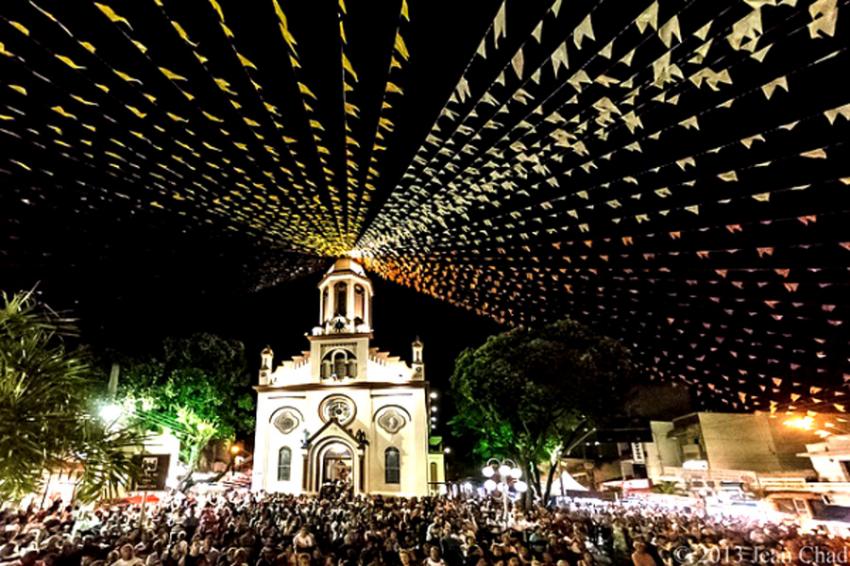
[108,363,120,397]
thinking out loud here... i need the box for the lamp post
[481,458,528,526]
[784,415,850,437]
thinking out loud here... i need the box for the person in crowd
[2,490,849,566]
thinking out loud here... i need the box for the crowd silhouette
[2,492,848,566]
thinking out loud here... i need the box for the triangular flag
[636,1,659,33]
[512,48,524,79]
[659,16,682,47]
[494,2,507,48]
[551,42,569,77]
[573,14,595,50]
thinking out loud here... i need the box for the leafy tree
[0,291,143,503]
[651,480,682,495]
[450,318,635,500]
[109,333,254,485]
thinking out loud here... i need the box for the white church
[251,258,443,496]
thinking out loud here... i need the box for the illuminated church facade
[251,258,434,496]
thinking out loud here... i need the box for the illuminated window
[334,282,347,316]
[277,447,292,481]
[354,284,366,320]
[385,447,400,484]
[430,461,438,482]
[321,348,356,379]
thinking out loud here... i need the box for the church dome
[326,257,366,276]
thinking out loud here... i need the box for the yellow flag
[114,70,142,84]
[237,52,257,70]
[9,21,30,36]
[659,16,681,47]
[56,54,85,70]
[511,48,524,79]
[635,1,658,33]
[71,94,98,106]
[171,21,198,47]
[551,42,568,77]
[761,76,788,99]
[395,33,409,60]
[94,3,132,28]
[824,102,850,124]
[808,0,838,38]
[679,115,699,130]
[298,82,317,99]
[694,20,713,40]
[728,10,762,50]
[573,14,595,49]
[493,1,507,48]
[801,148,827,159]
[159,67,188,81]
[342,52,358,81]
[208,0,225,22]
[51,106,77,119]
[126,105,146,119]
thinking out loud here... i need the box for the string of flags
[1,0,849,411]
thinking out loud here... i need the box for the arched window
[321,288,329,322]
[278,447,292,481]
[385,447,400,484]
[333,351,347,378]
[354,285,366,321]
[334,282,348,316]
[430,462,438,482]
[322,348,356,380]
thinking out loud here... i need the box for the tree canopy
[0,291,142,503]
[107,333,254,474]
[450,318,635,495]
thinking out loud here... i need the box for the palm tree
[0,290,143,503]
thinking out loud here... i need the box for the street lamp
[480,458,527,525]
[785,414,850,438]
[99,402,123,423]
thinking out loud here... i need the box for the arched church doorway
[317,441,354,496]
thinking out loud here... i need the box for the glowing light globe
[482,466,495,478]
[484,479,497,491]
[498,465,511,477]
[511,467,523,479]
[99,402,122,423]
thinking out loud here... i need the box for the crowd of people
[1,490,848,566]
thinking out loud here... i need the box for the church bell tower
[313,258,374,336]
[306,258,375,382]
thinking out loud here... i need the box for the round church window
[273,409,300,435]
[319,395,356,426]
[377,408,406,434]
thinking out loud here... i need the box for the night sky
[2,0,850,429]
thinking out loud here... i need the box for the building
[801,435,850,483]
[251,258,434,496]
[427,437,447,495]
[636,412,830,497]
[664,412,819,474]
